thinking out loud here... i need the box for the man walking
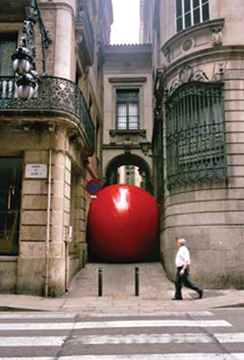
[173,238,203,300]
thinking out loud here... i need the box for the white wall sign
[25,164,47,179]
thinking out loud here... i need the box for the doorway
[0,157,22,255]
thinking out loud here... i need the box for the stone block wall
[161,54,244,288]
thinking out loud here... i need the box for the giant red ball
[87,184,159,262]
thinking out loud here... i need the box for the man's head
[177,238,186,248]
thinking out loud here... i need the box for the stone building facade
[0,0,112,296]
[141,0,244,288]
[102,44,154,196]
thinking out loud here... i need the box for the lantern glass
[17,84,34,100]
[13,58,32,75]
[139,137,151,154]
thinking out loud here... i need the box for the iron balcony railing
[0,76,95,153]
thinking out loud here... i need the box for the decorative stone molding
[109,77,147,83]
[182,37,194,51]
[161,18,225,65]
[166,64,224,97]
[162,47,170,69]
[211,24,223,47]
[109,129,146,147]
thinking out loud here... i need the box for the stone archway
[104,153,153,194]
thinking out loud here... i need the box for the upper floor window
[176,0,209,32]
[116,89,139,130]
[0,33,17,76]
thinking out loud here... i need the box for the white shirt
[175,245,190,267]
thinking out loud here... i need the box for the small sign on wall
[25,164,47,179]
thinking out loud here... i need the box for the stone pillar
[17,149,49,295]
[48,128,69,296]
[54,3,74,80]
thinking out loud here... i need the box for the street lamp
[139,136,164,159]
[139,136,151,156]
[12,0,51,100]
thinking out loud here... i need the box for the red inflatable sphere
[87,184,159,262]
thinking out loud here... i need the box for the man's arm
[180,260,189,276]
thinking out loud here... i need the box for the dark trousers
[174,266,201,299]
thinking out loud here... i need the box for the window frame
[0,32,18,76]
[176,0,210,32]
[115,89,140,130]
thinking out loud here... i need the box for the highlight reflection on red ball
[87,184,159,262]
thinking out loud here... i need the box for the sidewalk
[0,263,243,315]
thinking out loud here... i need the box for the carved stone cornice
[161,19,225,54]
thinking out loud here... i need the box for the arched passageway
[104,153,153,194]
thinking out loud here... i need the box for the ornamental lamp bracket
[12,0,52,100]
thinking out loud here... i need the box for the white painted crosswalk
[0,355,244,360]
[1,332,244,347]
[0,319,232,330]
[0,311,243,359]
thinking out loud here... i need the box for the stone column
[54,3,75,80]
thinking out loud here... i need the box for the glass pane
[117,117,127,129]
[185,13,191,28]
[194,8,200,24]
[128,104,138,116]
[193,0,199,8]
[117,104,126,116]
[202,0,208,3]
[184,0,191,12]
[176,0,182,16]
[202,3,209,21]
[177,17,183,31]
[0,33,17,76]
[117,104,127,129]
[129,117,139,129]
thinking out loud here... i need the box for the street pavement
[0,262,244,314]
[0,309,244,358]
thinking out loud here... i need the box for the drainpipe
[44,149,52,297]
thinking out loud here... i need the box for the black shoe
[198,290,203,299]
[172,297,183,300]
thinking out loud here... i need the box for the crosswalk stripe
[0,336,66,346]
[0,332,243,346]
[92,311,214,317]
[0,320,231,330]
[0,354,244,360]
[0,311,213,320]
[0,313,76,319]
[69,332,244,344]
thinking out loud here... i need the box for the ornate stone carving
[166,65,224,97]
[162,47,170,69]
[182,38,193,51]
[211,25,223,47]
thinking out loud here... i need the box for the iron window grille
[165,66,227,190]
[176,0,209,32]
[116,89,139,130]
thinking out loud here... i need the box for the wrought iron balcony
[0,76,95,153]
[76,1,94,66]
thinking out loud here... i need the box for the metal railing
[0,76,95,152]
[166,81,226,190]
